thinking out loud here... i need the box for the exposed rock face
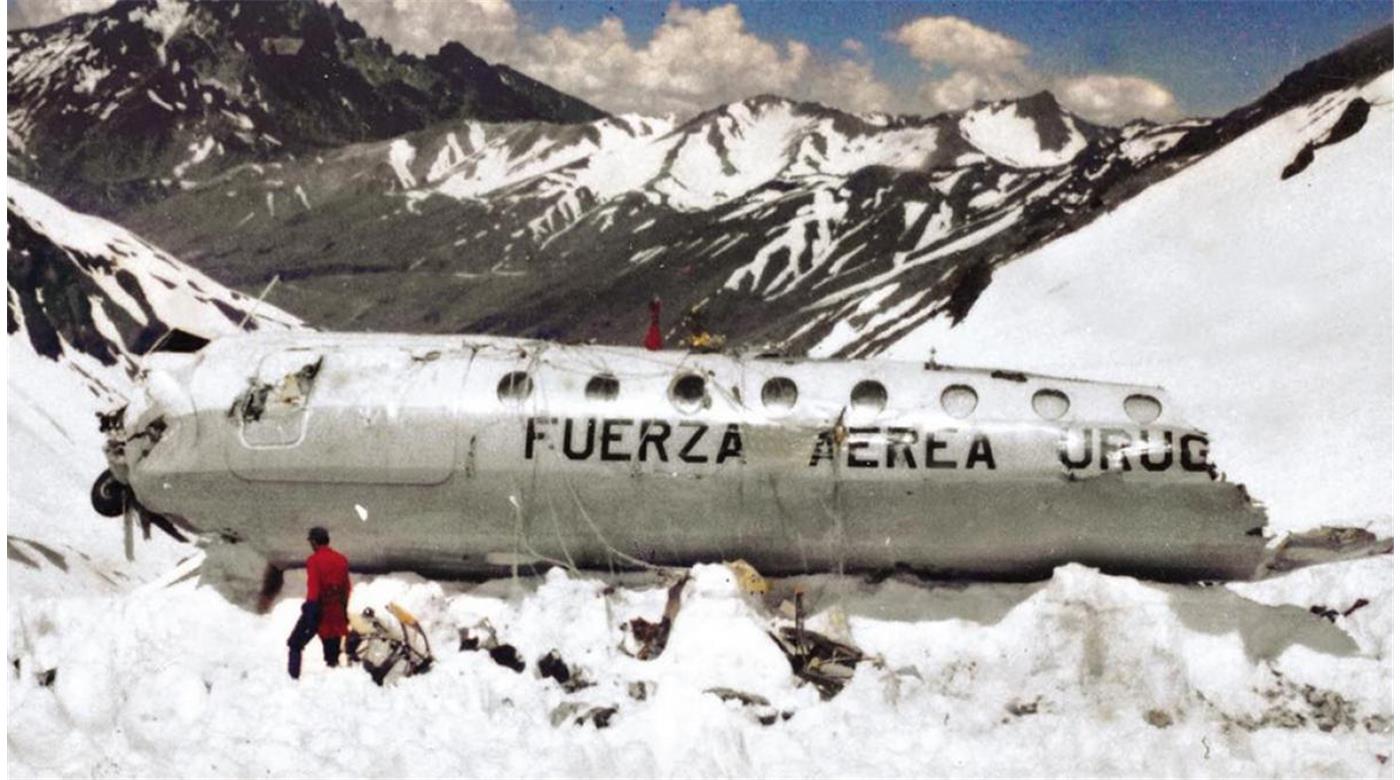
[7,8,1392,359]
[7,0,606,212]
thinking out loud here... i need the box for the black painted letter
[638,420,671,463]
[562,418,596,460]
[1059,429,1093,469]
[524,416,556,460]
[847,427,879,468]
[1181,433,1211,472]
[600,418,633,462]
[716,423,744,464]
[1140,430,1173,472]
[679,422,709,464]
[966,433,996,470]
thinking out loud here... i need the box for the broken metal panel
[222,346,468,485]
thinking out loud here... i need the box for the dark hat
[307,526,330,546]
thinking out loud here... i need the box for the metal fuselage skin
[114,332,1268,581]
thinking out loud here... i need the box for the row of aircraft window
[495,371,1163,424]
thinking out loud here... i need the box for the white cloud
[920,69,1041,114]
[10,1,1181,126]
[891,16,1027,72]
[340,0,890,119]
[8,0,113,30]
[1054,74,1180,124]
[893,15,1179,125]
[331,0,519,61]
[517,4,812,117]
[797,58,896,115]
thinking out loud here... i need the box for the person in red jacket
[643,297,663,351]
[286,526,352,679]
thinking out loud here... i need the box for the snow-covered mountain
[7,177,300,596]
[26,23,1375,359]
[99,87,1192,344]
[7,0,605,212]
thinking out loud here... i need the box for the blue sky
[522,1,1392,117]
[8,0,1394,122]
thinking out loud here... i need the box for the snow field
[891,73,1394,534]
[7,559,1391,778]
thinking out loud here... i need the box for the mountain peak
[6,0,607,211]
[1013,90,1063,115]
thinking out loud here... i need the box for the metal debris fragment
[622,575,689,660]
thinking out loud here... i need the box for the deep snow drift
[8,561,1392,777]
[891,73,1394,536]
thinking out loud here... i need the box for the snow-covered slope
[889,74,1393,535]
[8,561,1392,776]
[958,92,1091,168]
[7,177,301,596]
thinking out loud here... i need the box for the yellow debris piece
[387,602,420,627]
[348,611,376,635]
[727,559,770,595]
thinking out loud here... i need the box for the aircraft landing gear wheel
[91,470,128,517]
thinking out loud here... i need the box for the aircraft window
[761,377,798,412]
[1124,394,1162,424]
[940,384,978,419]
[496,371,534,403]
[850,380,887,415]
[1032,389,1070,420]
[585,374,620,402]
[670,373,707,412]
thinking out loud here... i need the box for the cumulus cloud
[891,16,1027,72]
[891,15,1178,125]
[8,0,114,30]
[331,0,519,61]
[796,58,896,115]
[919,69,1040,114]
[516,4,812,117]
[340,0,895,119]
[1054,74,1179,124]
[11,1,1179,125]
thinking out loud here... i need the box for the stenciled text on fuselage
[522,417,1212,473]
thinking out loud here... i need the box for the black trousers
[286,602,346,678]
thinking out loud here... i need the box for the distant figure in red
[286,526,352,679]
[644,297,663,351]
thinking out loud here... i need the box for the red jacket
[644,299,663,351]
[306,546,351,638]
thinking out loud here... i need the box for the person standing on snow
[644,297,663,351]
[287,526,352,679]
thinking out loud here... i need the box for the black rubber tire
[90,470,127,517]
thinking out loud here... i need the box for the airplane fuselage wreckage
[94,332,1389,583]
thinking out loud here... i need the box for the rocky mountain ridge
[7,6,1392,358]
[7,0,605,212]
